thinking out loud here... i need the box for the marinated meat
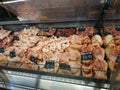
[56,28,76,37]
[93,59,108,79]
[93,45,105,60]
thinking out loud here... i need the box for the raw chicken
[93,59,108,79]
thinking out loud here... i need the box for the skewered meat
[92,35,103,46]
[93,59,108,79]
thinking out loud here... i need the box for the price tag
[30,55,37,64]
[59,63,71,70]
[13,36,19,41]
[103,30,111,35]
[44,28,49,32]
[10,50,16,58]
[117,54,120,63]
[44,60,55,69]
[0,46,4,53]
[60,30,66,36]
[78,26,85,31]
[81,52,93,60]
[115,25,120,31]
[93,30,99,35]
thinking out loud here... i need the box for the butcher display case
[0,0,120,90]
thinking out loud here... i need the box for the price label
[59,63,71,70]
[78,26,85,31]
[13,36,19,41]
[60,30,66,36]
[93,30,99,35]
[115,25,120,31]
[30,55,37,64]
[81,52,93,60]
[103,30,111,35]
[44,60,55,69]
[117,54,120,63]
[10,50,16,58]
[0,46,4,53]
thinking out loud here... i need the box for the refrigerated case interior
[0,0,120,90]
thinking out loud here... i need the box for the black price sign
[0,46,4,53]
[13,36,19,41]
[30,55,38,64]
[117,54,120,63]
[93,30,99,35]
[59,63,71,70]
[60,30,66,36]
[103,30,111,35]
[81,52,93,60]
[44,60,55,69]
[115,25,120,31]
[10,50,16,58]
[78,26,85,31]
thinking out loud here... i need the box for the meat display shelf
[0,66,110,90]
[0,0,120,90]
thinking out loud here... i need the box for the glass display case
[0,0,119,90]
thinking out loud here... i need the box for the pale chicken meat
[68,60,81,76]
[92,35,103,46]
[0,28,11,40]
[68,35,83,45]
[103,35,115,47]
[82,60,93,78]
[93,59,108,79]
[82,36,91,44]
[105,46,118,71]
[93,45,105,60]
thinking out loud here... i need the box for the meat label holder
[59,63,71,70]
[30,55,38,64]
[78,26,85,31]
[44,60,55,69]
[103,30,111,35]
[13,35,19,41]
[115,25,120,31]
[0,46,4,53]
[117,54,120,63]
[81,52,93,60]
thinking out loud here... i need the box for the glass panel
[0,0,105,21]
